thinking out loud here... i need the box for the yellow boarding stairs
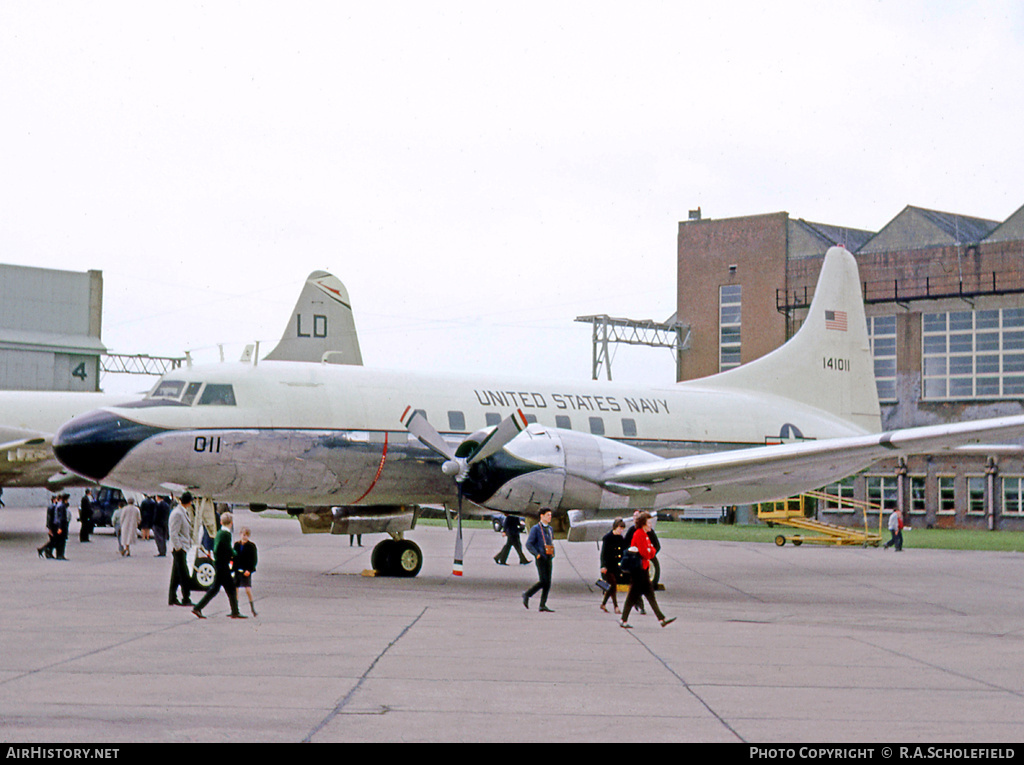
[757,490,884,547]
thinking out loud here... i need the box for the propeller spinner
[400,406,528,575]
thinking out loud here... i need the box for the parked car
[90,487,126,527]
[491,513,527,533]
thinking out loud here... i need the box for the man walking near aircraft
[192,511,245,619]
[523,509,556,612]
[494,513,530,566]
[884,507,904,552]
[168,493,194,606]
[38,494,60,559]
[53,493,71,560]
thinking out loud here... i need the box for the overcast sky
[2,1,1023,394]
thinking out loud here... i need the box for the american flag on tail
[825,310,848,331]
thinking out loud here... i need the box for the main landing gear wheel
[371,539,423,577]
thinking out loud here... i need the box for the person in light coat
[119,497,142,557]
[168,493,194,606]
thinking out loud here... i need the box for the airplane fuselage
[55,360,873,511]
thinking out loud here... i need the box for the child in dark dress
[233,527,259,616]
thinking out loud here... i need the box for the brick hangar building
[676,203,1024,530]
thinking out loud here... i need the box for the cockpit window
[181,382,203,406]
[147,380,236,406]
[198,384,236,406]
[150,380,186,400]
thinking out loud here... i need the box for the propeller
[400,406,529,575]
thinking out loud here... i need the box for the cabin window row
[438,410,639,437]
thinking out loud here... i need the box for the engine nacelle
[462,425,663,515]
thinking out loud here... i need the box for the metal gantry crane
[575,313,690,381]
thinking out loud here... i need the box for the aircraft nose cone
[53,409,164,482]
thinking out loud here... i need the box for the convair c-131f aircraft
[0,270,362,489]
[52,248,1024,577]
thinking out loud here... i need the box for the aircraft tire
[392,540,423,577]
[192,558,216,590]
[371,539,398,575]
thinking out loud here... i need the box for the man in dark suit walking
[494,513,530,565]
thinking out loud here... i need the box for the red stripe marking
[353,432,389,504]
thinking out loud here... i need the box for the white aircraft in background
[52,248,1024,577]
[0,270,362,489]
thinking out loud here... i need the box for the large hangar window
[922,308,1024,400]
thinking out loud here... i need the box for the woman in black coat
[599,518,627,614]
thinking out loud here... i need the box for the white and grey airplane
[0,270,362,489]
[52,247,1024,576]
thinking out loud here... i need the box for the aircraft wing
[0,427,51,454]
[600,415,1024,499]
[0,428,64,486]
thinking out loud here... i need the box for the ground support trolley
[757,491,883,547]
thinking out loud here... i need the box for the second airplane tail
[264,271,363,365]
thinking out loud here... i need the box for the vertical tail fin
[704,247,881,433]
[264,271,363,365]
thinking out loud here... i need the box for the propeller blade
[465,409,529,464]
[452,488,464,577]
[401,406,456,461]
[401,406,530,579]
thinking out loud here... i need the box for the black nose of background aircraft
[53,409,164,483]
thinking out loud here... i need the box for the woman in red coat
[620,512,676,629]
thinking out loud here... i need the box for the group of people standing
[34,488,259,618]
[515,508,675,629]
[168,492,259,619]
[117,494,173,557]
